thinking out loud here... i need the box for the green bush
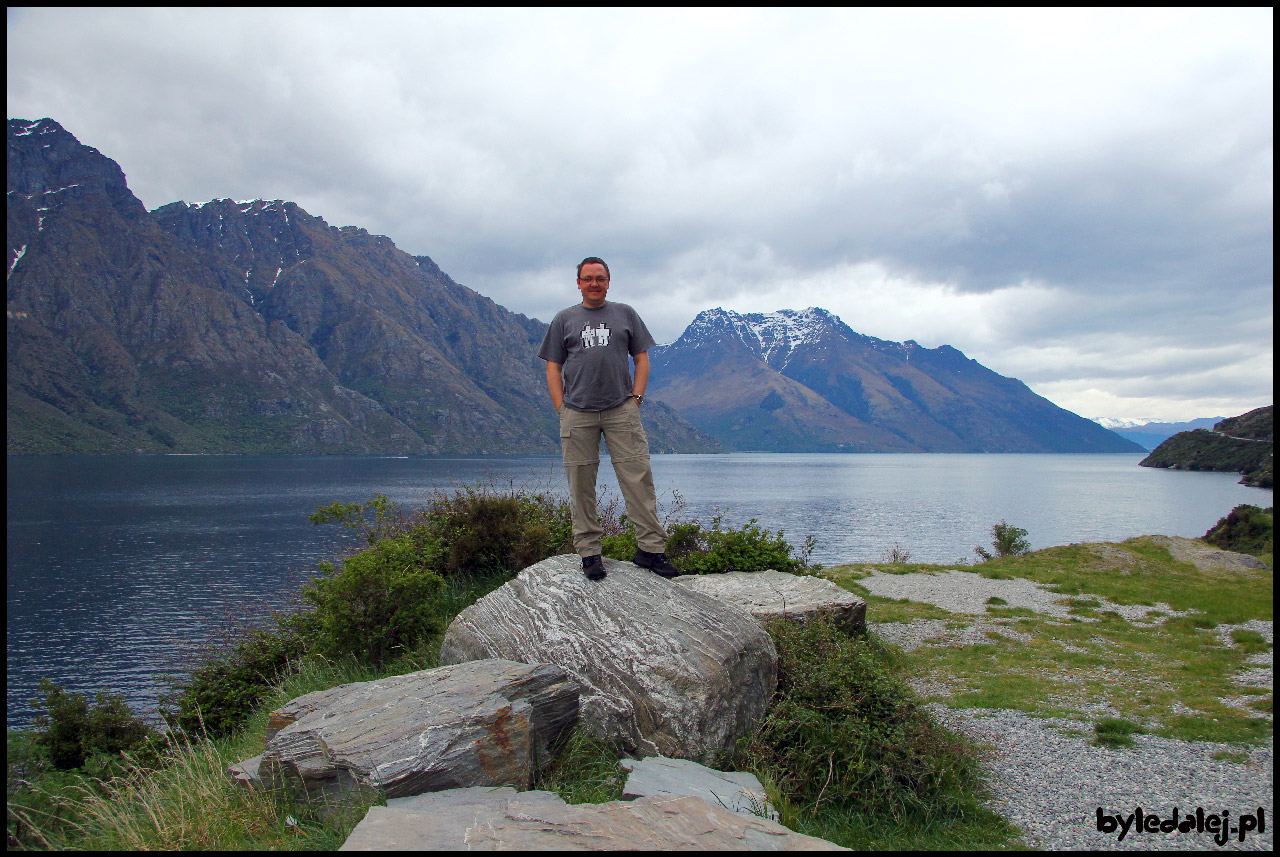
[303,534,447,667]
[640,515,818,574]
[740,617,984,822]
[28,679,162,773]
[308,493,403,545]
[1204,505,1273,558]
[170,615,311,738]
[601,525,638,562]
[974,520,1031,562]
[422,490,573,576]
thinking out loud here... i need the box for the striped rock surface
[439,554,777,762]
[258,659,578,808]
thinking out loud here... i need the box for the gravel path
[854,567,1273,850]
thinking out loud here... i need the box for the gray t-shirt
[538,301,656,412]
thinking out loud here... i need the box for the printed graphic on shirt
[580,322,612,348]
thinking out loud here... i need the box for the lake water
[6,453,1271,729]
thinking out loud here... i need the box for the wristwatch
[630,394,644,405]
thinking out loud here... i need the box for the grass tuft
[1092,717,1147,748]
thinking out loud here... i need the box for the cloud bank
[7,7,1272,420]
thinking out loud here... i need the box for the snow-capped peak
[678,307,848,365]
[1092,417,1160,429]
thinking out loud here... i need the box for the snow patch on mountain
[741,308,839,365]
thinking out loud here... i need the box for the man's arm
[545,360,564,411]
[632,350,650,399]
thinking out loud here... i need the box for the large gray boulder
[256,660,578,808]
[673,569,867,633]
[439,555,777,762]
[340,788,847,850]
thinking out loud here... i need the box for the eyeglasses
[578,276,609,285]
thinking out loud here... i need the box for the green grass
[531,729,626,805]
[1093,717,1147,748]
[823,538,1273,746]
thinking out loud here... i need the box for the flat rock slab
[258,659,578,807]
[341,792,847,850]
[673,569,866,633]
[620,756,777,820]
[342,787,569,849]
[439,555,777,762]
[385,785,566,814]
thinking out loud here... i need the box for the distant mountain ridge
[649,307,1143,453]
[1092,417,1227,451]
[9,117,1139,456]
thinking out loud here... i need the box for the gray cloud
[6,7,1272,420]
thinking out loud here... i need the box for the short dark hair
[577,257,610,279]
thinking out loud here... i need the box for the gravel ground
[858,568,1190,621]
[930,706,1273,851]
[856,567,1274,850]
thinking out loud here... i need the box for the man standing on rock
[539,257,681,581]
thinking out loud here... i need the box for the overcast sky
[7,8,1273,422]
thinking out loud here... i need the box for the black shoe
[633,549,680,578]
[582,555,606,580]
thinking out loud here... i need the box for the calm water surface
[7,453,1271,728]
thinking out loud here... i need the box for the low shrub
[740,617,985,823]
[303,534,447,667]
[169,615,311,738]
[1203,504,1273,558]
[880,543,912,563]
[421,489,573,576]
[620,515,818,575]
[29,679,163,774]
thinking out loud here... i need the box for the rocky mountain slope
[648,308,1144,453]
[7,117,717,454]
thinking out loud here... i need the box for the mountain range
[1091,417,1227,452]
[649,308,1141,452]
[8,117,1142,456]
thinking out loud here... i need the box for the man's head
[576,256,610,308]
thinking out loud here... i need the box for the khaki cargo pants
[559,399,667,558]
